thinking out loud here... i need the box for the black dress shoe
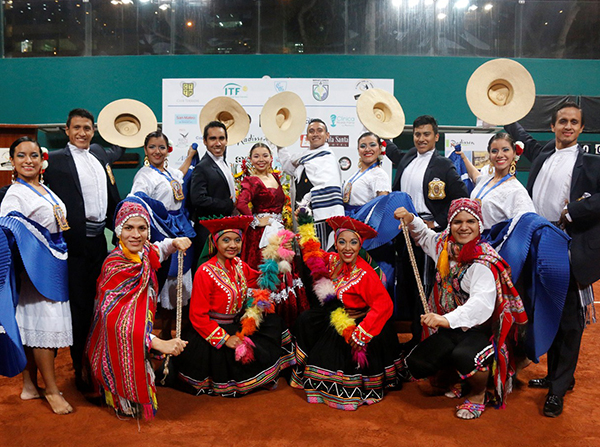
[543,394,563,418]
[528,377,575,391]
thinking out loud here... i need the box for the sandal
[445,383,463,399]
[456,399,486,420]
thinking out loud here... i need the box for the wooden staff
[401,218,430,314]
[160,250,184,385]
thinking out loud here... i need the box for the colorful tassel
[352,347,369,369]
[235,338,256,364]
[437,236,450,278]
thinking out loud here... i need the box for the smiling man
[505,101,600,417]
[278,118,344,248]
[43,108,123,392]
[386,115,468,347]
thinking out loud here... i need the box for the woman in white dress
[343,132,390,213]
[456,132,535,230]
[129,131,196,339]
[0,137,73,414]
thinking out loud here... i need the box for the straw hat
[466,58,536,126]
[260,92,307,147]
[356,88,405,139]
[97,99,158,148]
[199,96,250,145]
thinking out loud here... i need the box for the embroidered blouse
[326,252,393,344]
[236,174,286,216]
[189,256,259,349]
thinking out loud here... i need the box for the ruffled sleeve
[371,167,391,195]
[236,176,255,216]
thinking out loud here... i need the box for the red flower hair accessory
[515,141,524,157]
[41,147,49,172]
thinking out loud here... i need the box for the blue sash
[487,213,571,362]
[348,191,417,251]
[119,194,196,276]
[0,212,69,377]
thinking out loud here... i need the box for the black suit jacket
[43,143,123,256]
[505,122,600,286]
[386,141,468,229]
[189,152,235,219]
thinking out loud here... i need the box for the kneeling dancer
[174,215,294,396]
[292,214,401,410]
[395,198,526,419]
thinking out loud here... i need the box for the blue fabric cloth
[120,193,196,277]
[449,151,475,195]
[0,212,69,377]
[488,213,571,362]
[347,191,417,251]
[0,228,26,377]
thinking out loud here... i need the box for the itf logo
[223,83,248,97]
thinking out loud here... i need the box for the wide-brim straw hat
[356,88,405,139]
[260,91,307,147]
[466,58,536,126]
[97,99,158,148]
[199,96,250,145]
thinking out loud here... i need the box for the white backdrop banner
[162,78,394,181]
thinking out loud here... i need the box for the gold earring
[164,158,169,169]
[11,169,17,183]
[144,155,150,167]
[509,160,517,175]
[39,172,44,184]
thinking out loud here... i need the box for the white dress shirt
[68,143,108,222]
[207,151,236,203]
[401,149,435,217]
[532,143,578,222]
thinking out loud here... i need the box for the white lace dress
[130,166,192,309]
[471,173,536,230]
[0,183,73,348]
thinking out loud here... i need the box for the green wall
[1,54,599,189]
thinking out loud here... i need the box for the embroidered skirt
[290,305,402,410]
[173,313,294,397]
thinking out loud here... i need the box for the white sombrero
[356,88,405,139]
[199,96,250,145]
[97,99,158,148]
[260,91,307,147]
[466,58,536,126]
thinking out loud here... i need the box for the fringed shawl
[430,235,527,408]
[86,242,161,419]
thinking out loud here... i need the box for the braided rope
[160,249,184,385]
[402,219,430,314]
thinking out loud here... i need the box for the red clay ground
[2,286,600,447]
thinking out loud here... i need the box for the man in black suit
[189,121,236,254]
[387,115,468,346]
[505,102,600,417]
[43,108,123,391]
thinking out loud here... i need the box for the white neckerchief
[207,151,236,203]
[68,143,108,222]
[401,149,435,216]
[532,143,578,221]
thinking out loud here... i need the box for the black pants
[546,272,584,397]
[68,234,107,376]
[406,327,492,379]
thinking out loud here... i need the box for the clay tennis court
[2,287,599,447]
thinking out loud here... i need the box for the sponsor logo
[328,135,349,147]
[274,81,287,93]
[447,139,477,148]
[330,114,355,128]
[299,134,349,148]
[181,82,195,98]
[355,80,374,91]
[176,131,189,148]
[174,114,197,125]
[339,156,352,171]
[223,82,248,98]
[312,79,329,102]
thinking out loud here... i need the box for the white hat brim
[260,92,307,147]
[356,89,405,139]
[97,99,158,148]
[466,58,536,126]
